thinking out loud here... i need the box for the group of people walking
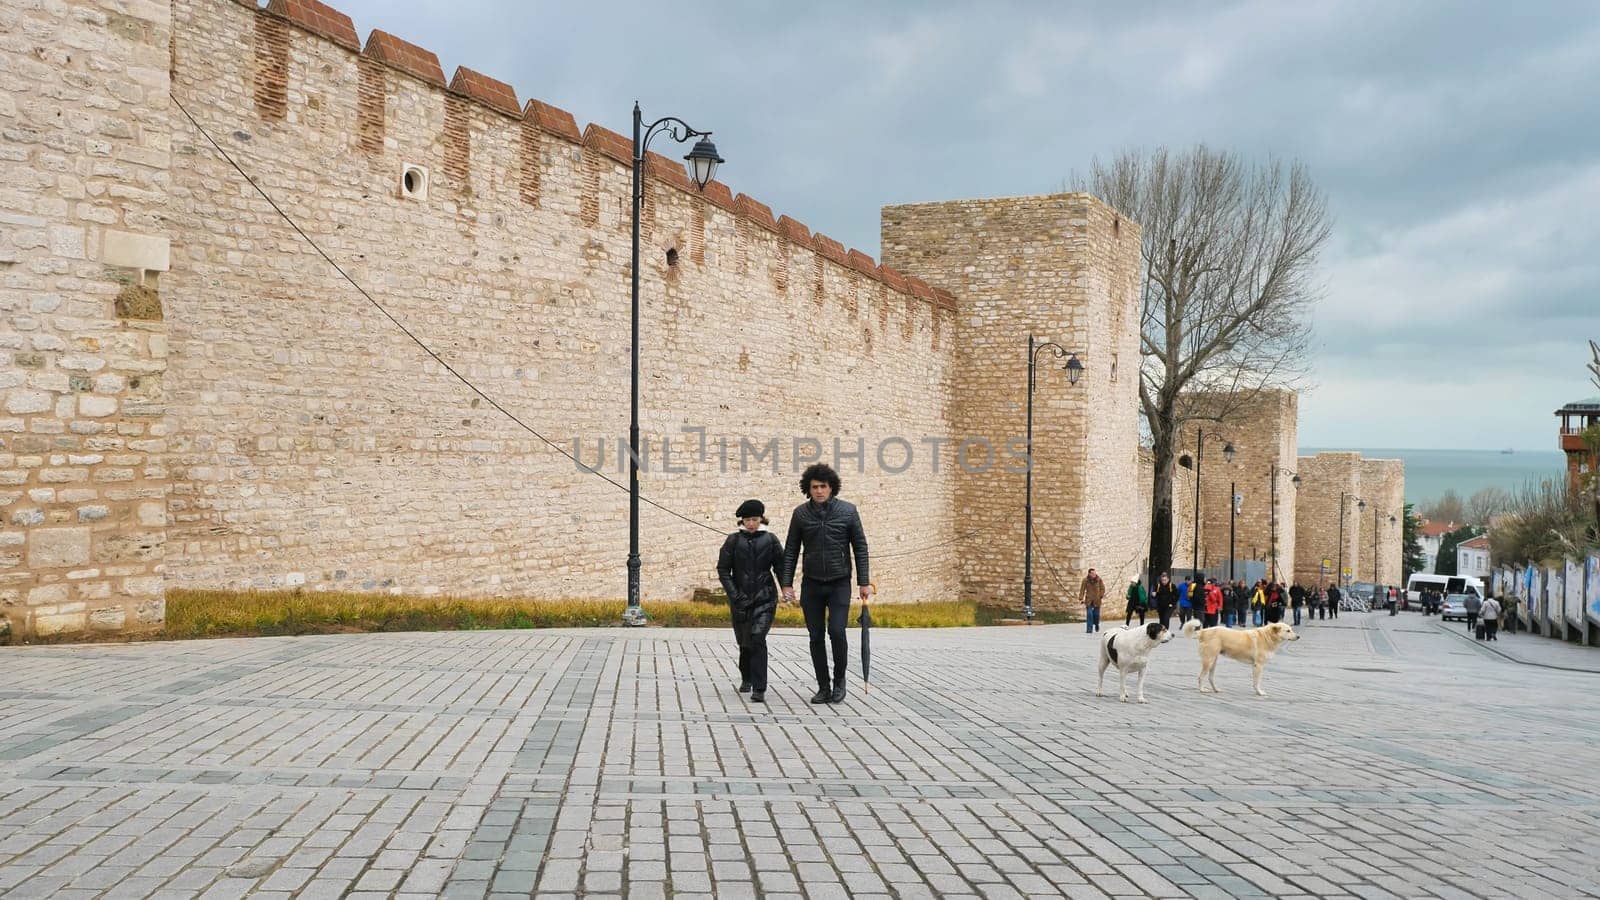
[1080,571,1351,632]
[715,463,870,705]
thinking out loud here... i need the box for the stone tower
[0,0,173,641]
[881,194,1144,609]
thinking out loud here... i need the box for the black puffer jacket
[780,497,869,587]
[717,529,784,609]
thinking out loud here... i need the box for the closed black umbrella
[857,604,873,691]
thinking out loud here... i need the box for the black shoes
[810,688,831,704]
[828,683,846,704]
[750,690,765,703]
[738,681,752,693]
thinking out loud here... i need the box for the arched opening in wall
[665,248,679,267]
[400,164,429,201]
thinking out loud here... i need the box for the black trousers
[801,577,851,689]
[1125,606,1147,625]
[1484,619,1499,640]
[730,601,775,691]
[1202,612,1220,628]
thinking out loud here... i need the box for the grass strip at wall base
[150,588,1075,640]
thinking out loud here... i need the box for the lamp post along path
[624,103,723,627]
[1023,335,1082,622]
[1179,432,1233,582]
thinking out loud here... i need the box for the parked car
[1440,594,1469,622]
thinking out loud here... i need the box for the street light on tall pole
[1270,465,1301,583]
[1338,493,1364,590]
[1178,430,1234,580]
[1229,484,1241,583]
[622,103,724,627]
[1023,335,1084,623]
[1373,510,1396,584]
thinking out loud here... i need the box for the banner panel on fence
[1532,567,1544,622]
[1567,558,1584,626]
[1547,567,1563,629]
[1588,554,1600,624]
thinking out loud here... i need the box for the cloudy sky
[330,0,1600,451]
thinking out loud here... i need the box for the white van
[1406,573,1484,602]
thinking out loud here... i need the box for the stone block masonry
[882,194,1144,613]
[0,0,173,641]
[1175,390,1299,583]
[1293,451,1405,590]
[3,0,1148,636]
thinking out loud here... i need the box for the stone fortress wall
[1292,451,1405,590]
[1174,390,1300,583]
[2,0,1147,638]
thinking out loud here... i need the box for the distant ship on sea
[1501,448,1514,454]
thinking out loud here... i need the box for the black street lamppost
[1023,335,1083,622]
[1178,431,1234,581]
[1229,483,1241,583]
[1373,510,1396,584]
[1270,465,1300,583]
[623,103,724,627]
[1338,493,1364,590]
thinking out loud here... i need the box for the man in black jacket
[717,499,784,703]
[780,463,871,704]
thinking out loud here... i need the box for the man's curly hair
[799,462,841,497]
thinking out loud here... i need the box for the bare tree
[1419,489,1464,526]
[1465,486,1510,525]
[1077,146,1330,585]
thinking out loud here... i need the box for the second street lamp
[623,103,723,627]
[1337,493,1364,591]
[1271,465,1300,583]
[1373,510,1396,584]
[1178,431,1234,581]
[1023,335,1083,623]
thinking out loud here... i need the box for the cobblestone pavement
[2,612,1599,899]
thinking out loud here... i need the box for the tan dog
[1180,620,1299,697]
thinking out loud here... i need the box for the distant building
[1457,535,1492,581]
[1556,396,1600,495]
[1418,520,1456,574]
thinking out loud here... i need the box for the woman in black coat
[717,499,785,703]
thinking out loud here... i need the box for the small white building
[1457,535,1491,580]
[1418,520,1456,574]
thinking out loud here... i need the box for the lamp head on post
[1292,474,1302,487]
[1358,499,1366,511]
[1222,442,1235,463]
[683,137,724,189]
[1065,353,1083,385]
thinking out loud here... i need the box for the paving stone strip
[2,616,1599,897]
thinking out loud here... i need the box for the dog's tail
[1180,619,1203,639]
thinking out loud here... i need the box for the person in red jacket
[1202,578,1224,628]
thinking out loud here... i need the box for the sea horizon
[1300,446,1568,507]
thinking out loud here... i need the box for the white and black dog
[1096,622,1175,703]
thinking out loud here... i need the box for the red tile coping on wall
[524,100,581,143]
[583,124,632,166]
[645,151,692,193]
[266,0,358,50]
[240,0,934,303]
[812,234,848,267]
[846,249,880,279]
[699,180,738,214]
[735,194,777,233]
[777,215,812,248]
[449,66,518,118]
[362,30,445,86]
[877,263,909,293]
